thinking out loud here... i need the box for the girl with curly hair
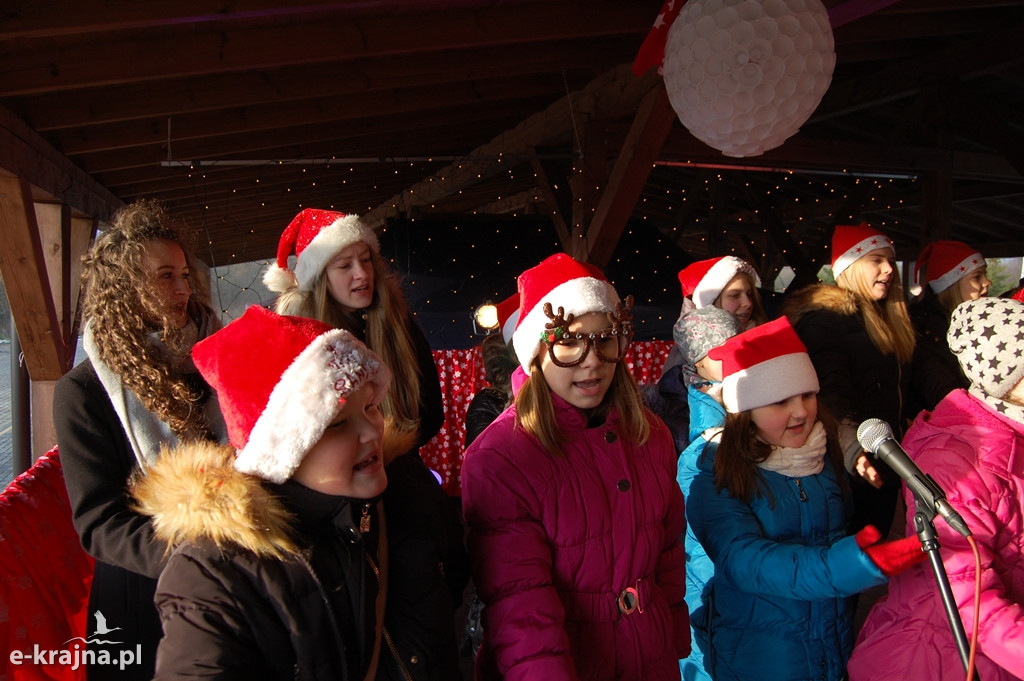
[54,199,226,681]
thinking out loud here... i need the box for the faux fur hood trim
[781,284,859,327]
[132,440,300,559]
[131,426,418,559]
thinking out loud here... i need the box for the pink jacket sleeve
[912,437,1024,674]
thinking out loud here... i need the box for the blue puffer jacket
[676,384,725,681]
[687,437,887,681]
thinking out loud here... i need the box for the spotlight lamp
[473,301,499,335]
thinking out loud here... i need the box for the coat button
[605,431,617,443]
[410,656,419,664]
[617,479,631,492]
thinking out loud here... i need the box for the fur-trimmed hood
[132,428,416,560]
[780,283,859,327]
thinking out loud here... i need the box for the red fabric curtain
[1,447,93,681]
[421,340,674,496]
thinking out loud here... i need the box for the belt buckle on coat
[617,579,643,615]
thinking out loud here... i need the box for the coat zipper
[794,478,808,502]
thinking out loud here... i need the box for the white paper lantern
[662,0,835,157]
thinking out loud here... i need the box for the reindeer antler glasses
[539,295,634,368]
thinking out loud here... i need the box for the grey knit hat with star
[947,297,1024,399]
[673,305,744,369]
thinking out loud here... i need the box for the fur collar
[131,427,417,559]
[131,440,300,559]
[781,284,859,326]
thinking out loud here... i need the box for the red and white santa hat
[192,305,391,483]
[511,253,620,372]
[831,222,894,280]
[263,208,380,293]
[494,292,521,344]
[708,317,819,413]
[914,240,984,293]
[677,256,757,308]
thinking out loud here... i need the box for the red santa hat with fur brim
[263,208,380,293]
[830,222,894,281]
[915,240,985,294]
[708,316,819,414]
[677,256,758,308]
[511,253,620,373]
[191,305,391,484]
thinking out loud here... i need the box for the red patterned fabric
[1,447,94,681]
[421,340,674,496]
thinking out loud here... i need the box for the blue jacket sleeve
[688,470,887,599]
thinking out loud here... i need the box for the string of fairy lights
[194,159,936,346]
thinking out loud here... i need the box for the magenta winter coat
[462,394,689,681]
[848,389,1024,681]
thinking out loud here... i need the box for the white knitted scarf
[757,421,827,478]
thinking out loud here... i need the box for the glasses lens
[550,337,587,366]
[593,332,629,362]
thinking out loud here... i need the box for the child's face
[540,311,618,410]
[143,238,191,329]
[292,383,387,498]
[715,273,754,327]
[750,392,818,448]
[957,266,991,301]
[694,355,724,382]
[851,248,895,301]
[326,242,375,312]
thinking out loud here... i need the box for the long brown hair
[713,402,846,505]
[80,199,214,440]
[837,257,916,364]
[274,247,422,435]
[514,358,651,456]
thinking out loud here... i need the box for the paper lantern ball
[662,0,836,157]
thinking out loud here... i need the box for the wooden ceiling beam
[583,83,678,269]
[360,64,663,229]
[814,21,1024,123]
[0,177,68,380]
[21,39,636,131]
[0,1,653,96]
[0,105,122,220]
[655,129,1024,181]
[56,74,572,156]
[73,101,546,175]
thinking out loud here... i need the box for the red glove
[855,525,927,577]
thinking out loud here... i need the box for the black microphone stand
[911,499,976,678]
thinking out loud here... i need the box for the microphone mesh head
[856,418,893,453]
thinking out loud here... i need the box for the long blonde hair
[274,247,422,434]
[81,199,214,440]
[837,257,916,364]
[514,358,651,456]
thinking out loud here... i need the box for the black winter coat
[356,313,469,681]
[133,445,384,681]
[53,360,168,681]
[782,284,912,535]
[908,293,969,417]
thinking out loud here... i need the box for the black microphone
[857,418,972,538]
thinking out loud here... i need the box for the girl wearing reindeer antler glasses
[462,253,690,681]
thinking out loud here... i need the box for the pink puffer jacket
[848,389,1024,681]
[462,394,689,681]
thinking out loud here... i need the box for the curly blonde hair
[81,199,213,440]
